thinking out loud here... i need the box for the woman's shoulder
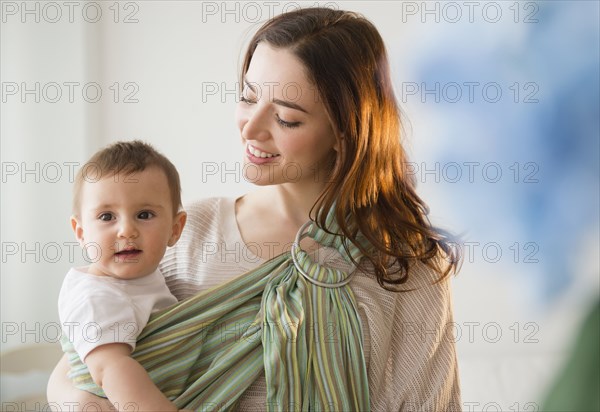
[183,196,232,218]
[356,256,453,289]
[181,196,235,231]
[352,257,456,318]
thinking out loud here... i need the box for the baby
[58,140,187,411]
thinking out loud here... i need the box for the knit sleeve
[319,249,462,411]
[386,262,462,411]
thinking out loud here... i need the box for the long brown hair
[241,7,461,289]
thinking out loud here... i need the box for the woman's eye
[276,115,301,129]
[240,84,258,104]
[98,213,113,221]
[240,95,256,104]
[138,211,154,220]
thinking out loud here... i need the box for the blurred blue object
[407,1,599,303]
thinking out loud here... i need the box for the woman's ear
[71,216,84,245]
[168,211,188,247]
[333,132,344,153]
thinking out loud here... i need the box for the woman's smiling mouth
[246,143,281,164]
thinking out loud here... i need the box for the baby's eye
[137,211,154,220]
[98,213,113,221]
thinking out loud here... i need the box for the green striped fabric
[61,210,370,411]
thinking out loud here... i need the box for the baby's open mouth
[115,249,142,257]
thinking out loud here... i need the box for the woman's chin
[243,176,283,186]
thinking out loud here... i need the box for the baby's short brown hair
[72,140,182,216]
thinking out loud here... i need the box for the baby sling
[61,209,370,411]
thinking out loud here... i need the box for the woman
[48,7,462,411]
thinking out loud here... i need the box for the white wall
[1,4,90,349]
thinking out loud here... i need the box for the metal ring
[291,221,356,288]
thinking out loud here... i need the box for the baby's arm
[47,354,116,411]
[85,343,178,412]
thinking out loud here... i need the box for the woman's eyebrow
[244,77,308,113]
[273,98,308,113]
[244,78,257,93]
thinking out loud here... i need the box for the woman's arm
[47,354,116,412]
[391,266,462,411]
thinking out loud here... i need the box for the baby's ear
[71,216,84,245]
[168,211,187,247]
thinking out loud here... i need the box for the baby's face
[72,167,182,280]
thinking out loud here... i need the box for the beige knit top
[159,197,462,411]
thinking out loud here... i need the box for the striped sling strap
[62,207,370,411]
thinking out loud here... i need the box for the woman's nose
[239,104,271,142]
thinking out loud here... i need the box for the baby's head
[71,140,187,280]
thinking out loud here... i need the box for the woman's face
[235,43,338,187]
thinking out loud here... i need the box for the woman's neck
[252,182,326,227]
[234,181,329,260]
